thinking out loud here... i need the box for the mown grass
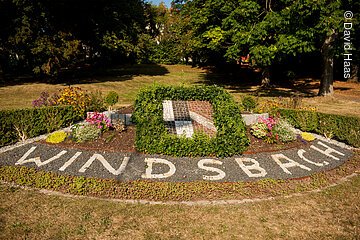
[0,173,359,239]
[1,64,360,239]
[1,64,360,117]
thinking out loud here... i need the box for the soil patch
[37,125,309,154]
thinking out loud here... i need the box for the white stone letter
[197,159,226,181]
[79,154,130,176]
[310,141,345,161]
[59,152,82,171]
[272,154,311,175]
[235,158,267,178]
[16,146,67,167]
[141,158,176,179]
[297,149,329,167]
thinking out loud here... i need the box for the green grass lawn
[0,174,359,240]
[1,64,360,117]
[0,64,360,239]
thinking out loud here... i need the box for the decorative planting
[0,106,81,147]
[132,85,249,157]
[278,108,360,148]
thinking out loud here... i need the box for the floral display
[86,112,112,131]
[251,116,296,143]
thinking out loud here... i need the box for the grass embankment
[1,171,359,239]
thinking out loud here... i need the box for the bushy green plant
[278,109,360,148]
[87,91,106,112]
[46,131,67,143]
[71,124,101,143]
[0,106,81,147]
[250,122,268,138]
[250,117,296,143]
[242,95,257,112]
[272,119,296,142]
[132,84,249,157]
[105,91,119,111]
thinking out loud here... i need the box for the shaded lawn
[1,64,359,117]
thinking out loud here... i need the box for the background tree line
[0,0,358,95]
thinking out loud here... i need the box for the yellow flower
[301,132,315,141]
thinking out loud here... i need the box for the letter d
[142,158,176,179]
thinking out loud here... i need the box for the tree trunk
[348,63,359,82]
[318,30,337,96]
[261,66,270,87]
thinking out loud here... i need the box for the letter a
[141,158,176,179]
[272,154,311,175]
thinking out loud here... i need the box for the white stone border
[292,129,354,150]
[0,121,85,154]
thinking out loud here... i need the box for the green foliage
[132,84,249,157]
[242,96,257,113]
[87,91,106,113]
[46,131,67,144]
[104,91,119,108]
[0,106,81,147]
[272,119,296,143]
[250,122,268,139]
[278,109,360,148]
[71,124,101,143]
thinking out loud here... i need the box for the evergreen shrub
[278,109,360,148]
[132,85,249,157]
[0,106,81,147]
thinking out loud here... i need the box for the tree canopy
[0,0,358,95]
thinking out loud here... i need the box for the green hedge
[278,109,360,148]
[0,106,82,147]
[132,85,249,157]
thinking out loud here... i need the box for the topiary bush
[278,108,360,148]
[242,95,257,113]
[132,84,249,157]
[105,91,119,111]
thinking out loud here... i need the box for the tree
[180,0,357,95]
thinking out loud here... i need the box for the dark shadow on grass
[0,64,169,87]
[196,65,318,98]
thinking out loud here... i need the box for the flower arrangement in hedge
[250,116,296,144]
[32,87,106,117]
[71,112,112,143]
[132,84,249,157]
[86,112,112,131]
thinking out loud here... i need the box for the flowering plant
[32,92,58,107]
[86,112,112,131]
[251,117,295,144]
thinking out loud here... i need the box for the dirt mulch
[38,126,309,154]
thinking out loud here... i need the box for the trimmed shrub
[278,109,360,148]
[0,106,81,147]
[105,91,119,110]
[132,84,249,157]
[242,95,257,113]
